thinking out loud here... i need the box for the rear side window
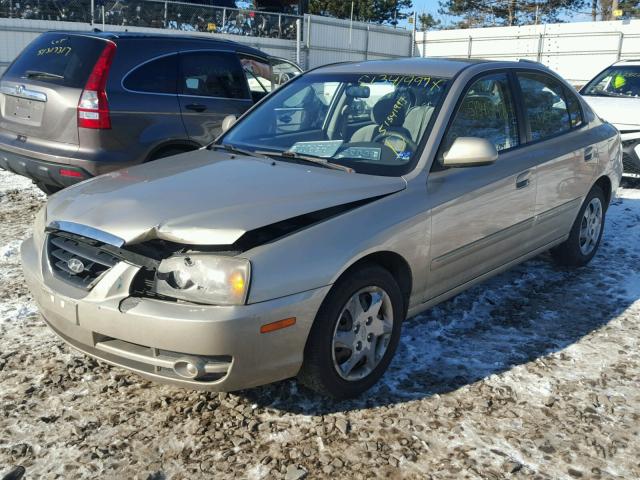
[179,52,249,100]
[517,72,571,142]
[565,89,584,128]
[5,33,107,88]
[123,55,178,94]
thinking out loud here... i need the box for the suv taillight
[78,42,116,129]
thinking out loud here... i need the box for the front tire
[298,264,404,399]
[551,185,606,267]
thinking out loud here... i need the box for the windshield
[221,72,450,176]
[582,65,640,99]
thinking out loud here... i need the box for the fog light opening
[173,358,205,379]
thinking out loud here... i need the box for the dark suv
[0,31,301,193]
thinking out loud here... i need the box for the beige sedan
[22,58,622,398]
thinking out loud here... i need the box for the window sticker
[357,74,445,91]
[290,140,343,157]
[377,96,409,136]
[37,37,72,57]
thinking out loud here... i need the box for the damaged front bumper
[21,235,329,391]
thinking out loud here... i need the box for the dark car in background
[0,31,301,194]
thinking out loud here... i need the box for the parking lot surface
[1,170,639,479]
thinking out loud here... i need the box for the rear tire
[551,185,606,267]
[298,264,404,399]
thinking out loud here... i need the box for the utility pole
[591,0,597,21]
[349,1,354,45]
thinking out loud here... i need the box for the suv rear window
[4,33,107,88]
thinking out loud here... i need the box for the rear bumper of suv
[0,147,91,188]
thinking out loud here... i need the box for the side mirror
[221,115,237,133]
[442,137,498,167]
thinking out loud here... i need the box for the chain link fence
[0,0,301,39]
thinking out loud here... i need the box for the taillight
[78,42,116,129]
[59,168,84,178]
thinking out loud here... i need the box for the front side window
[222,72,450,176]
[179,52,249,100]
[123,55,177,94]
[442,72,519,157]
[518,72,570,141]
[566,89,584,128]
[582,65,640,99]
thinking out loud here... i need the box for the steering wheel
[373,129,418,154]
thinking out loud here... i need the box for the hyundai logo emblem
[67,258,85,274]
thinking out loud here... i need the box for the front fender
[245,185,431,306]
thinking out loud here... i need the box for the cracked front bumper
[21,235,329,391]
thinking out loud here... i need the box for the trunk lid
[0,32,110,145]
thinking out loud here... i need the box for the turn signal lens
[260,317,296,334]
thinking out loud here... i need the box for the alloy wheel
[331,286,394,381]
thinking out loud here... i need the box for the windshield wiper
[255,150,354,173]
[207,143,272,160]
[24,70,64,80]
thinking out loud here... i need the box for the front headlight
[156,254,251,305]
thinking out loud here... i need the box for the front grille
[623,153,640,175]
[47,233,119,289]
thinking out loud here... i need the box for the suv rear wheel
[299,264,404,399]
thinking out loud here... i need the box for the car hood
[46,149,406,246]
[582,95,640,130]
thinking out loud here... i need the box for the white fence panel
[305,15,412,68]
[416,19,640,86]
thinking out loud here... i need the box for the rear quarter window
[5,33,108,88]
[123,55,178,94]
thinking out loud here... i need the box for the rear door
[177,51,252,144]
[515,71,597,246]
[0,32,108,146]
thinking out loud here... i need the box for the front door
[426,72,538,300]
[178,51,253,145]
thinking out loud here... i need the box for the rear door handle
[516,170,531,190]
[584,146,595,162]
[185,104,207,112]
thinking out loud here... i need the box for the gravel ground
[1,170,640,480]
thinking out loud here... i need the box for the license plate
[41,288,79,325]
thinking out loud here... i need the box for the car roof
[615,59,640,66]
[45,30,267,58]
[310,57,540,79]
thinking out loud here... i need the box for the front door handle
[516,170,531,189]
[185,103,207,112]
